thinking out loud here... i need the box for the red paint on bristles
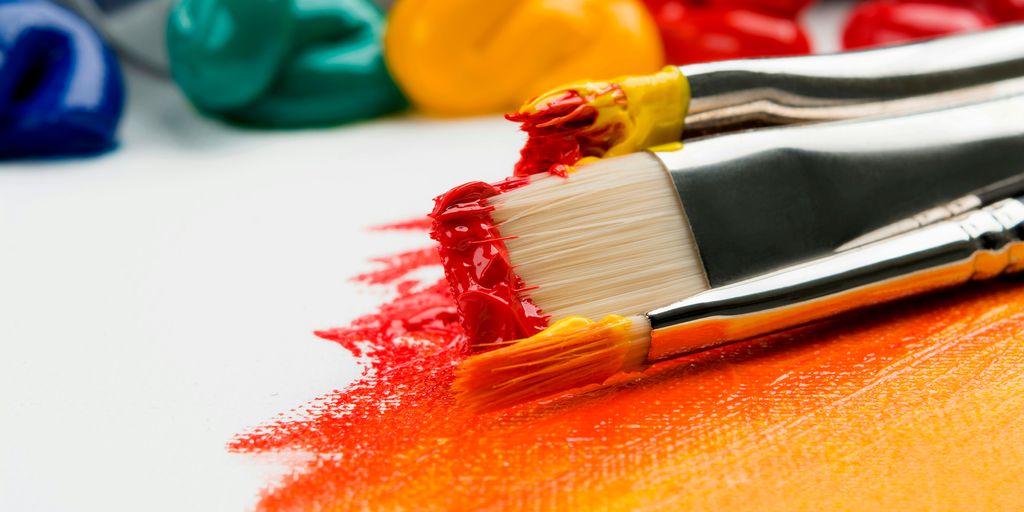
[507,84,625,176]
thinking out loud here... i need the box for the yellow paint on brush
[384,0,664,116]
[516,66,689,158]
[454,315,635,412]
[540,315,628,337]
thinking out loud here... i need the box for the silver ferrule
[836,194,983,251]
[645,198,1024,361]
[651,93,1024,287]
[680,23,1024,138]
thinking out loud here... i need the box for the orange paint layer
[233,237,1024,510]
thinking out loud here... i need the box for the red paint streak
[370,217,434,231]
[353,247,440,285]
[428,179,549,346]
[506,85,625,177]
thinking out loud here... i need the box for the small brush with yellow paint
[455,193,1024,412]
[510,25,1024,164]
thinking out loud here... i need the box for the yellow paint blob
[384,0,665,116]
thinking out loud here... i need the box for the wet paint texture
[842,0,997,49]
[509,67,687,177]
[647,1,812,64]
[233,226,1024,511]
[429,180,549,345]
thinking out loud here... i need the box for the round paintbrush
[507,24,1024,176]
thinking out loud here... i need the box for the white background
[0,7,844,511]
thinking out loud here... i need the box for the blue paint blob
[0,0,125,159]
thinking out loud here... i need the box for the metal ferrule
[652,94,1024,287]
[835,194,983,251]
[680,23,1024,139]
[645,198,1024,361]
[837,172,1024,250]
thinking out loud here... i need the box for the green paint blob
[167,0,407,127]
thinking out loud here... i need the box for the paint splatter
[232,224,1024,510]
[371,217,435,231]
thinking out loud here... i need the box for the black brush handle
[656,94,1024,286]
[681,24,1024,138]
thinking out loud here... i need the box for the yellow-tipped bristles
[454,315,652,412]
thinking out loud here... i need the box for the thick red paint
[644,0,815,18]
[984,0,1024,20]
[647,2,812,64]
[506,85,625,177]
[429,179,549,346]
[842,0,996,49]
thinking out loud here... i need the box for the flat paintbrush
[509,23,1024,175]
[455,195,1024,411]
[432,95,1024,347]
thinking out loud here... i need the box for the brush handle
[681,24,1024,138]
[646,198,1024,361]
[836,173,1024,251]
[657,93,1024,286]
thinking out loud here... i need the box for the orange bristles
[454,315,652,412]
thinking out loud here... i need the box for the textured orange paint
[233,241,1024,510]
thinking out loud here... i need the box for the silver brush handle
[681,24,1024,138]
[645,198,1024,360]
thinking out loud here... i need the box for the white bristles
[489,152,709,322]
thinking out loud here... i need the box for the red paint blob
[645,0,815,17]
[842,0,996,50]
[429,179,549,346]
[983,0,1024,20]
[506,85,625,177]
[709,0,816,17]
[647,2,812,64]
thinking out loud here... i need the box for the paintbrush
[454,194,1024,411]
[836,173,1024,251]
[509,23,1024,175]
[432,95,1024,347]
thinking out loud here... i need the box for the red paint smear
[231,235,1024,509]
[353,247,440,285]
[507,85,625,177]
[370,217,434,231]
[428,179,549,346]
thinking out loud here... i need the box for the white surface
[0,9,846,511]
[0,70,523,511]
